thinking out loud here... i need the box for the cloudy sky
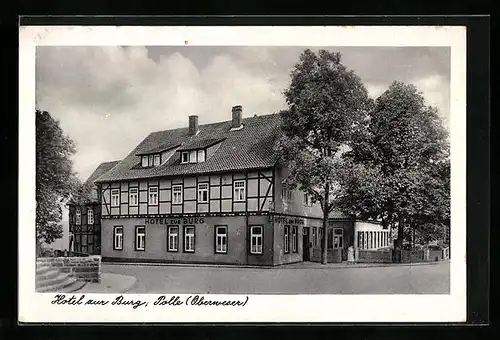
[36,46,450,182]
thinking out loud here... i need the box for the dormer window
[180,149,206,164]
[197,150,205,162]
[141,153,161,168]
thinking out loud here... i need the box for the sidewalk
[77,273,137,293]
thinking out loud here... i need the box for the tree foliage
[275,49,373,263]
[36,110,80,246]
[341,81,450,243]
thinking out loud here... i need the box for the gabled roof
[95,113,283,183]
[69,160,120,204]
[85,160,121,186]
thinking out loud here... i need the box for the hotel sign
[145,217,205,225]
[273,216,305,225]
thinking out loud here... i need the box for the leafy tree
[275,49,373,264]
[343,81,450,246]
[36,110,80,252]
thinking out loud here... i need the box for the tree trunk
[397,215,404,246]
[322,207,328,265]
[321,183,330,265]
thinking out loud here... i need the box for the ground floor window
[184,226,195,252]
[292,226,298,252]
[312,227,317,247]
[114,226,123,250]
[135,226,146,251]
[250,226,263,254]
[284,226,290,253]
[167,226,179,252]
[215,226,227,253]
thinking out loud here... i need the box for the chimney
[188,115,199,135]
[231,105,242,129]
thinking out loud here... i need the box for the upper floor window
[129,188,138,206]
[87,208,94,225]
[148,186,158,205]
[172,185,183,204]
[234,180,245,201]
[281,184,293,201]
[303,193,312,206]
[197,183,208,203]
[141,153,161,168]
[181,149,206,164]
[75,208,81,225]
[197,150,205,162]
[111,189,120,207]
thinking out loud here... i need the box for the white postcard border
[19,25,467,323]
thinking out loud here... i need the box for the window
[189,150,197,163]
[154,154,161,166]
[250,226,263,254]
[284,226,290,254]
[197,150,205,163]
[129,188,138,206]
[303,193,312,206]
[142,154,161,167]
[172,185,183,204]
[75,208,81,225]
[312,227,317,247]
[181,151,189,164]
[135,226,145,251]
[148,186,158,205]
[87,208,94,225]
[281,184,292,201]
[358,231,364,249]
[113,226,123,250]
[167,226,178,252]
[111,189,120,207]
[215,226,227,253]
[197,183,208,203]
[234,180,245,201]
[292,226,298,252]
[184,226,195,252]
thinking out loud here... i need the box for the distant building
[84,105,388,265]
[68,160,120,255]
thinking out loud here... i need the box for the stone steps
[36,260,87,293]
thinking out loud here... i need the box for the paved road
[102,261,450,294]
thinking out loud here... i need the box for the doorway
[303,227,310,261]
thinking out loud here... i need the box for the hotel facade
[86,106,389,266]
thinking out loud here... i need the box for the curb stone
[102,260,450,270]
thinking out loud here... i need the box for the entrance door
[303,227,310,261]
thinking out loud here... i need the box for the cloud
[36,46,450,181]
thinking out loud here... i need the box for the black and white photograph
[19,25,467,323]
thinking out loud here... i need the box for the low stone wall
[311,248,342,263]
[401,249,425,263]
[357,249,393,263]
[37,255,101,282]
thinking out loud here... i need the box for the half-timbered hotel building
[92,106,389,265]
